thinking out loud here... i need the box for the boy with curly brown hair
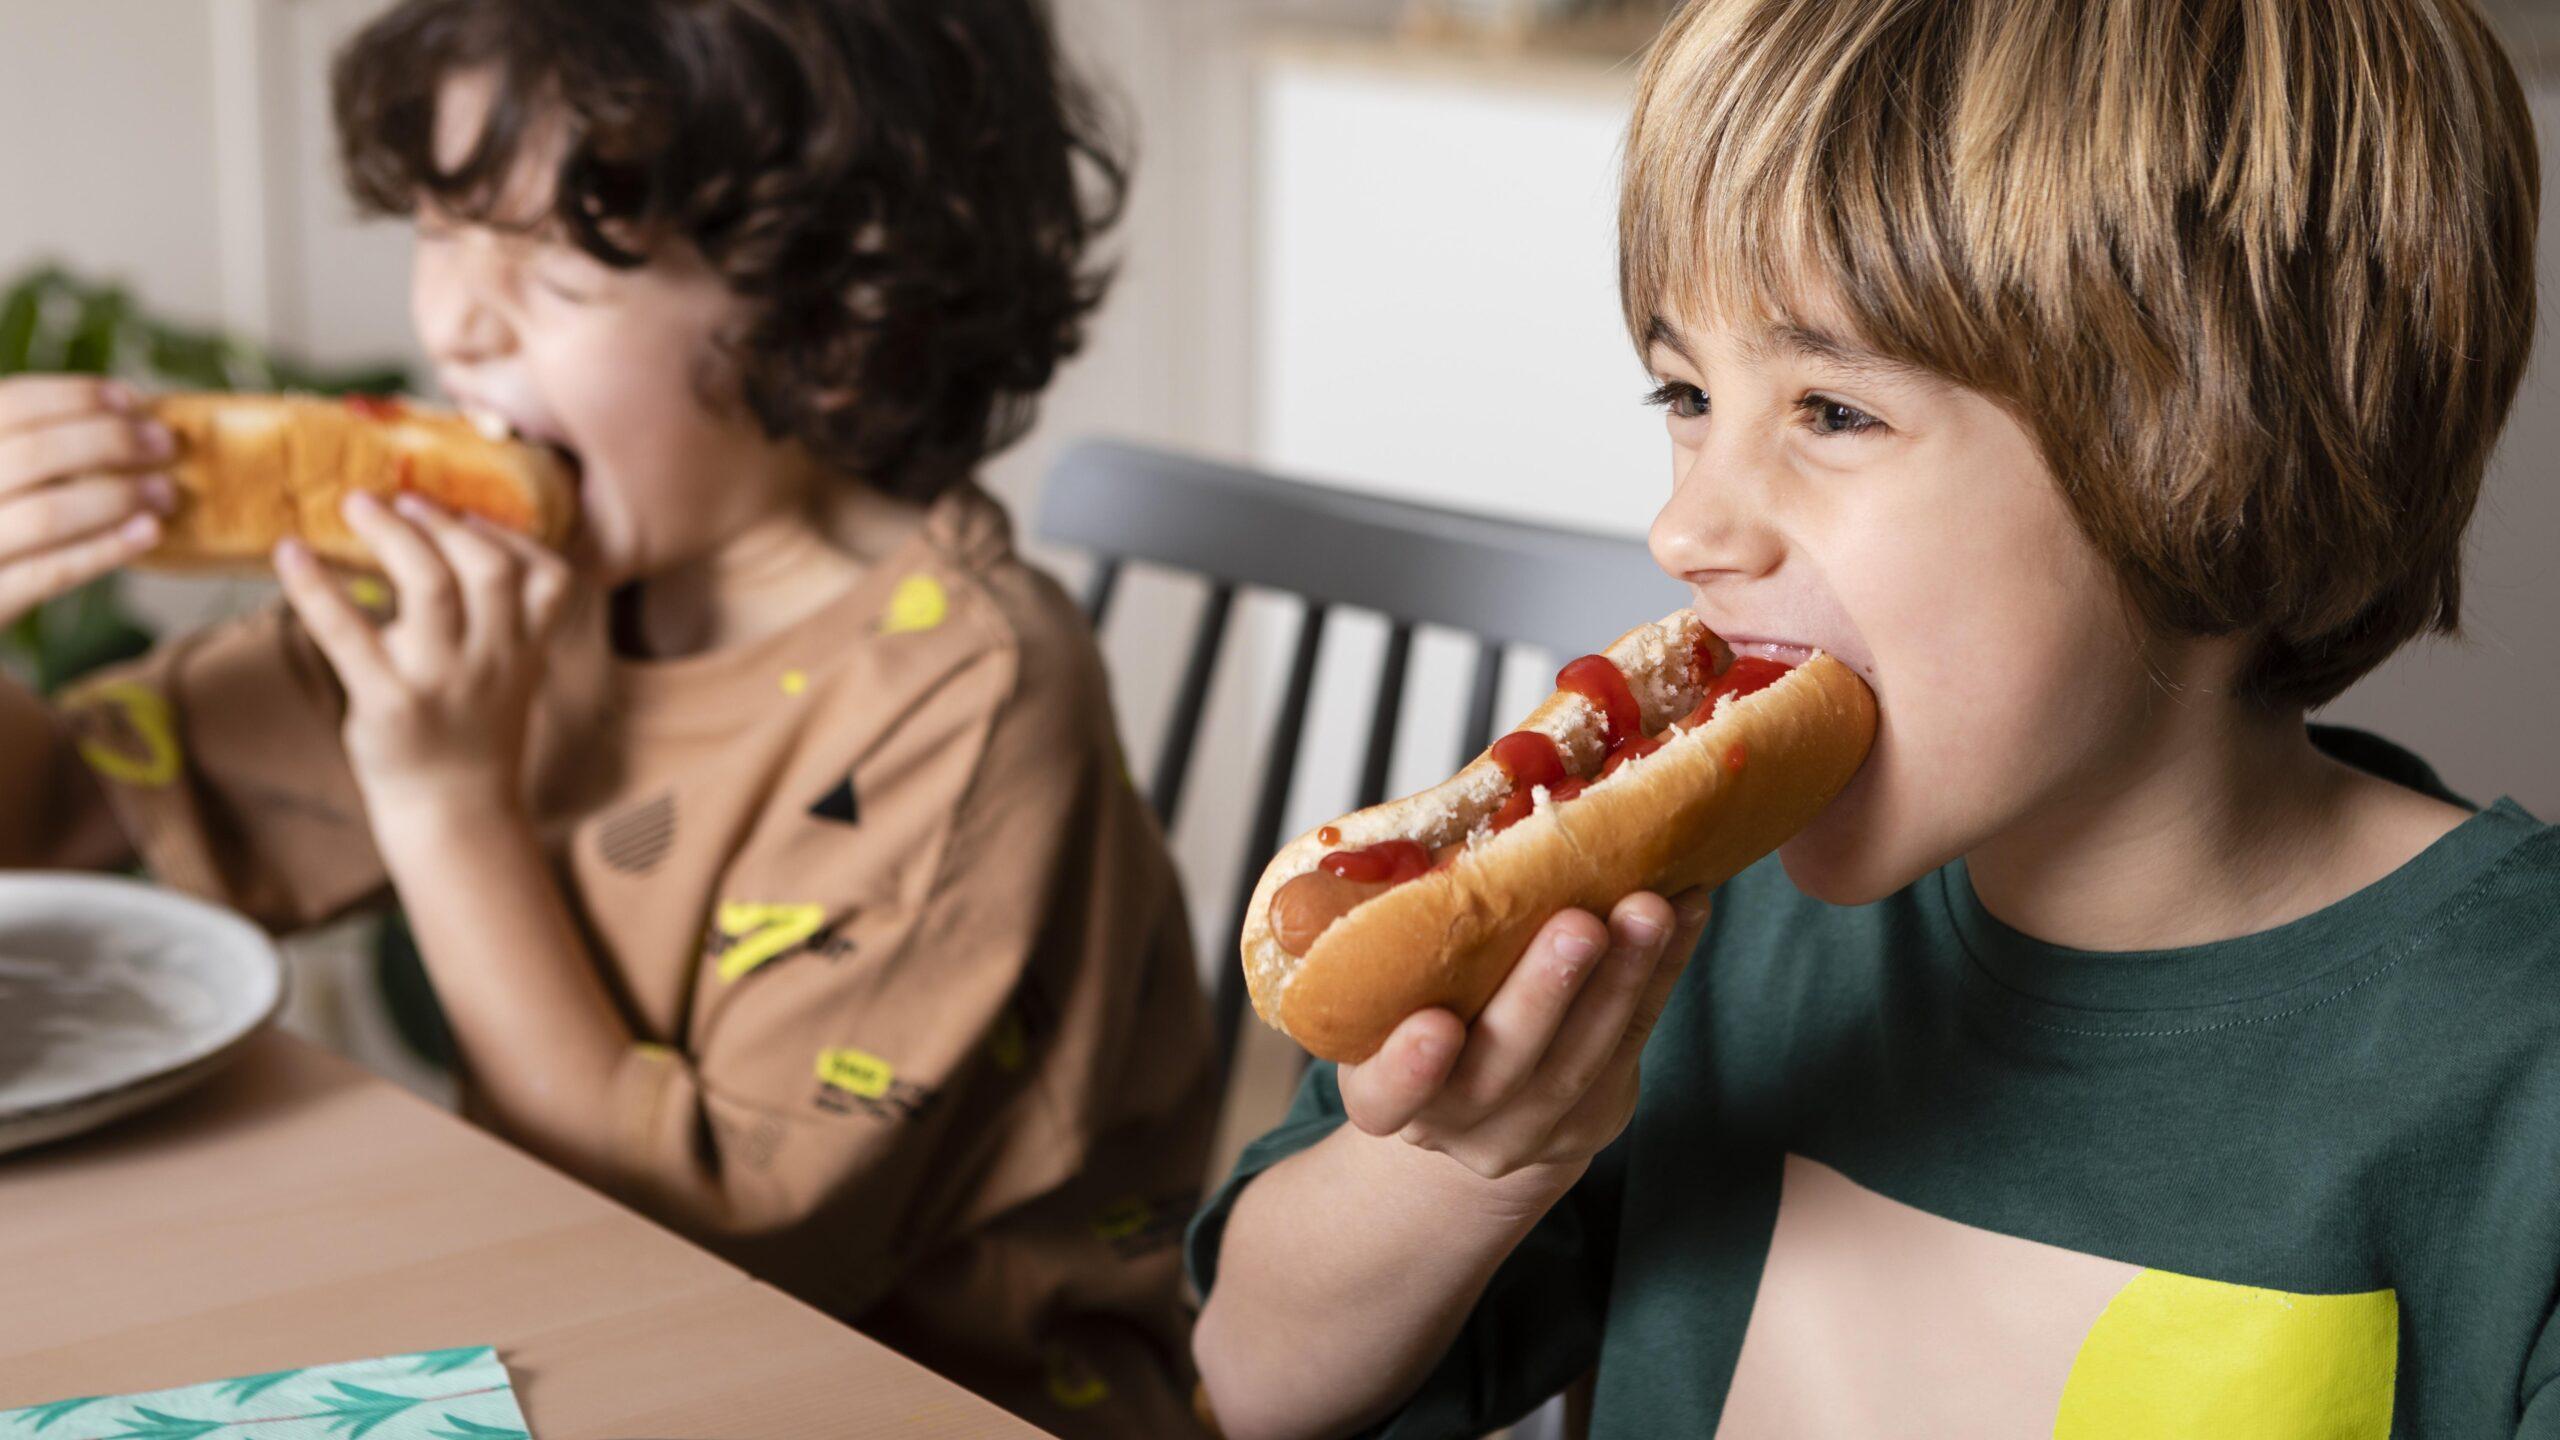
[0,3,1211,1433]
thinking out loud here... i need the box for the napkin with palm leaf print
[0,1345,530,1440]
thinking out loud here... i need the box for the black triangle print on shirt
[809,776,860,827]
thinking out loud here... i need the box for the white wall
[1258,46,1655,531]
[0,2,229,329]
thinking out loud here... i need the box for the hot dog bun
[141,393,578,570]
[1241,610,1876,1063]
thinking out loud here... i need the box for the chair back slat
[1149,583,1236,823]
[1357,622,1414,808]
[1212,601,1331,1078]
[1080,556,1122,626]
[1460,636,1506,770]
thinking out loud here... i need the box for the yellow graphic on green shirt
[713,902,828,982]
[2054,1270,2397,1438]
[62,680,182,789]
[882,573,949,634]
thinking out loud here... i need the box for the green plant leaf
[428,1417,527,1440]
[15,577,152,693]
[62,283,127,375]
[10,1396,103,1432]
[316,1382,429,1439]
[407,1347,490,1377]
[0,277,39,373]
[213,1367,304,1402]
[102,1407,224,1440]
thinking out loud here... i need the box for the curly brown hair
[334,0,1127,503]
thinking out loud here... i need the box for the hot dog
[1239,610,1877,1063]
[141,393,578,570]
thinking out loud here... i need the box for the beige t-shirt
[35,484,1216,1437]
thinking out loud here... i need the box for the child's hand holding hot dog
[1192,890,1707,1440]
[272,492,573,816]
[1338,890,1709,1180]
[0,376,175,628]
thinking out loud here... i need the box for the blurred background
[5,0,2557,1101]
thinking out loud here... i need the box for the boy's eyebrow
[1646,315,1936,390]
[1745,323,1933,387]
[1644,316,1700,369]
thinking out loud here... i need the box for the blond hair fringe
[1622,0,2540,706]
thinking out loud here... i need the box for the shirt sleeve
[49,607,385,930]
[1185,1062,1625,1440]
[591,629,1200,1322]
[2521,1304,2560,1437]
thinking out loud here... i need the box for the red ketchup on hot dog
[1266,639,1800,958]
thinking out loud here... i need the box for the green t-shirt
[1188,728,2560,1437]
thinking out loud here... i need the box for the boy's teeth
[465,407,511,442]
[1728,640,1821,669]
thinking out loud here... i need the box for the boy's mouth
[1712,629,1880,691]
[1724,638,1820,667]
[461,402,587,485]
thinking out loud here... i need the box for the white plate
[0,873,284,1158]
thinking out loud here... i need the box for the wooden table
[0,1029,1050,1437]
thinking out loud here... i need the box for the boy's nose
[1648,449,1777,587]
[412,251,518,368]
[418,293,515,367]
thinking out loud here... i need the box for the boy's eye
[531,257,604,302]
[1645,381,1709,420]
[1801,395,1882,436]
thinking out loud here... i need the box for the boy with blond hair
[1190,0,2558,1434]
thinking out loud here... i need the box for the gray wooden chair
[1038,439,1684,1081]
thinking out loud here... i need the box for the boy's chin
[1775,789,1936,908]
[1777,840,1909,907]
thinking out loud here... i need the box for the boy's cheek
[1775,607,2079,900]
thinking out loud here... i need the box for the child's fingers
[1604,889,1710,1066]
[462,517,574,639]
[341,494,460,650]
[397,497,522,654]
[1337,1008,1467,1139]
[0,376,139,436]
[273,540,400,697]
[0,474,174,564]
[1433,908,1612,1118]
[0,413,174,496]
[0,513,158,623]
[1516,892,1694,1119]
[458,514,558,567]
[1545,892,1710,1145]
[520,555,572,639]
